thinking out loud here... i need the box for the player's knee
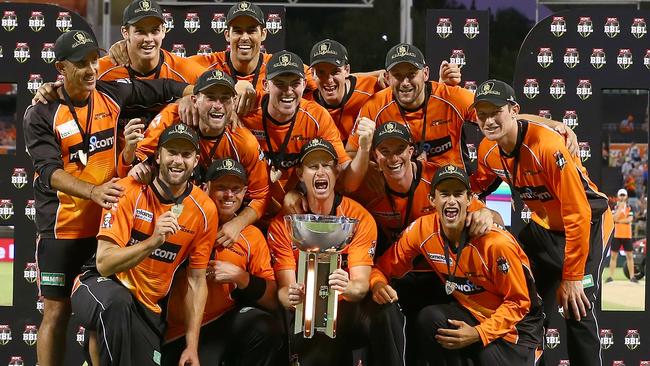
[104,287,135,314]
[244,309,282,346]
[42,298,72,322]
[417,304,449,333]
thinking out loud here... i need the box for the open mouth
[220,199,236,208]
[323,84,337,93]
[169,166,184,178]
[280,96,296,105]
[140,44,156,53]
[443,207,459,221]
[387,162,403,172]
[238,44,252,52]
[208,110,225,119]
[314,178,329,192]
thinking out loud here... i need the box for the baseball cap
[309,39,348,67]
[299,138,338,163]
[122,0,164,26]
[617,188,628,196]
[194,69,236,95]
[431,165,471,192]
[158,124,199,151]
[372,122,411,149]
[226,1,265,26]
[54,30,100,62]
[470,79,517,109]
[206,158,248,184]
[266,51,305,80]
[385,43,426,71]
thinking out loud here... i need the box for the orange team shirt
[370,213,543,348]
[311,75,382,143]
[96,177,217,314]
[613,204,633,239]
[241,96,351,210]
[267,195,377,272]
[98,49,205,83]
[120,103,270,218]
[471,120,613,281]
[164,224,274,342]
[349,82,476,168]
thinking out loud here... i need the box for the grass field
[0,261,13,306]
[601,267,645,311]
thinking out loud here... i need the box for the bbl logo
[36,296,44,314]
[557,361,570,366]
[436,17,452,38]
[538,110,552,119]
[163,12,174,32]
[617,49,633,70]
[8,357,23,366]
[56,12,72,32]
[0,200,13,220]
[449,50,466,68]
[563,48,579,68]
[11,168,27,189]
[521,204,532,223]
[640,362,650,366]
[577,16,593,37]
[600,329,613,350]
[464,81,477,94]
[612,362,625,366]
[41,43,55,63]
[77,326,85,346]
[14,42,30,63]
[29,11,45,32]
[577,79,592,100]
[24,262,37,283]
[545,328,560,349]
[550,79,566,100]
[2,11,17,32]
[27,74,43,95]
[579,142,591,162]
[466,144,477,162]
[524,79,539,99]
[25,200,35,221]
[590,48,606,69]
[537,48,553,68]
[23,325,37,346]
[551,16,566,37]
[0,325,11,345]
[266,14,282,35]
[196,44,212,56]
[171,44,186,58]
[625,329,640,350]
[605,17,620,38]
[211,13,226,34]
[563,110,578,129]
[632,18,646,38]
[184,12,200,33]
[463,18,479,39]
[645,50,650,70]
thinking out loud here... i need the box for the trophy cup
[284,214,359,339]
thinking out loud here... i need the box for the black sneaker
[630,277,639,283]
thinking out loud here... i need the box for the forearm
[341,278,369,302]
[257,280,279,310]
[278,285,291,309]
[184,271,208,351]
[50,169,95,200]
[231,207,258,231]
[342,148,370,192]
[519,113,561,128]
[96,237,160,276]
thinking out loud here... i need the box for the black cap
[309,39,348,67]
[194,69,236,95]
[122,0,164,26]
[54,30,100,62]
[206,158,248,183]
[299,138,338,163]
[372,122,411,149]
[266,51,305,80]
[470,79,517,109]
[431,165,470,192]
[159,124,199,151]
[385,43,426,71]
[226,1,265,26]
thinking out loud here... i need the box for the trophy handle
[325,254,341,338]
[295,251,317,338]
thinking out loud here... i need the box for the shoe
[630,277,639,283]
[605,277,613,283]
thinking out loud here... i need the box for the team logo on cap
[524,79,539,99]
[632,18,647,38]
[590,48,606,69]
[72,32,92,48]
[207,70,225,81]
[2,11,18,32]
[562,110,578,129]
[25,200,35,221]
[436,17,452,38]
[27,74,43,95]
[235,1,251,12]
[24,262,37,283]
[551,16,566,37]
[599,329,614,350]
[545,328,560,349]
[56,12,72,32]
[395,45,411,58]
[521,204,532,223]
[0,325,11,345]
[275,53,298,68]
[450,49,466,68]
[579,142,591,162]
[163,12,174,32]
[478,81,494,95]
[537,48,553,68]
[384,122,396,133]
[617,49,633,69]
[605,17,620,38]
[29,11,45,32]
[645,50,650,69]
[41,43,55,63]
[563,48,579,68]
[211,13,226,34]
[625,329,641,350]
[463,18,479,39]
[184,12,200,33]
[14,42,29,63]
[196,44,212,56]
[0,200,13,220]
[464,81,477,94]
[223,159,235,169]
[136,0,154,13]
[577,79,592,100]
[8,356,23,366]
[550,79,565,100]
[577,16,593,37]
[11,168,27,189]
[76,326,85,347]
[538,110,552,119]
[466,143,477,162]
[23,325,37,346]
[171,44,186,57]
[267,14,282,35]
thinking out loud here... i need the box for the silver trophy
[284,214,359,338]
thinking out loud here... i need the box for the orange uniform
[370,213,543,348]
[613,204,633,239]
[98,49,205,83]
[96,176,217,314]
[165,224,274,342]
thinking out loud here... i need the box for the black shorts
[36,236,97,298]
[611,237,633,252]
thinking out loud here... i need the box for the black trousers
[162,306,283,366]
[71,271,165,366]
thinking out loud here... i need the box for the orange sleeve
[171,56,205,84]
[470,142,500,195]
[304,64,318,92]
[437,82,477,123]
[346,206,377,268]
[315,107,351,164]
[188,52,222,70]
[188,199,218,269]
[97,178,137,246]
[246,227,275,281]
[137,104,179,160]
[237,130,271,218]
[267,215,296,272]
[468,197,486,211]
[348,91,385,150]
[369,219,424,288]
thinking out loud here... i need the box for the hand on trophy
[328,269,350,294]
[288,283,306,307]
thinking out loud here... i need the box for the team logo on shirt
[605,17,620,38]
[0,200,13,220]
[599,328,614,350]
[25,200,35,221]
[29,11,45,32]
[101,212,113,229]
[463,18,479,39]
[8,356,23,366]
[422,136,452,158]
[0,325,11,345]
[184,12,200,33]
[11,168,27,189]
[624,329,640,350]
[576,79,592,100]
[632,18,647,38]
[2,11,18,32]
[563,48,579,68]
[135,209,153,223]
[14,43,30,63]
[76,326,85,347]
[23,262,37,283]
[545,328,560,349]
[577,16,593,37]
[22,325,37,346]
[579,142,591,162]
[590,48,606,69]
[496,256,509,274]
[150,242,181,263]
[537,48,553,68]
[463,81,477,94]
[56,12,72,32]
[519,186,553,202]
[196,44,212,56]
[553,151,566,170]
[163,12,174,32]
[266,14,283,35]
[436,17,452,39]
[538,110,552,119]
[562,110,578,129]
[550,79,565,100]
[211,13,227,34]
[450,49,466,68]
[41,43,55,63]
[617,49,633,70]
[171,44,186,58]
[27,74,43,95]
[523,79,539,99]
[550,16,566,37]
[427,253,451,265]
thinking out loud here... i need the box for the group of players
[23,0,615,365]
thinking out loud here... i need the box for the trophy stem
[325,254,341,338]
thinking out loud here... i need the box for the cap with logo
[206,158,248,183]
[372,122,412,149]
[194,69,236,95]
[299,138,338,163]
[385,43,426,71]
[470,79,517,109]
[158,124,200,151]
[266,50,305,80]
[54,30,100,62]
[122,0,164,26]
[226,1,265,26]
[309,39,348,67]
[617,188,628,196]
[431,164,471,192]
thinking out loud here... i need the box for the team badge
[436,17,452,38]
[624,329,640,350]
[36,296,44,314]
[579,142,591,162]
[24,262,37,283]
[0,200,13,220]
[521,204,532,223]
[576,79,592,100]
[463,81,477,94]
[645,50,650,69]
[211,13,226,34]
[266,13,283,35]
[2,11,17,32]
[56,12,72,32]
[77,326,85,346]
[196,44,212,56]
[605,17,620,38]
[163,12,174,32]
[550,79,565,100]
[22,325,37,346]
[537,48,553,68]
[184,12,200,33]
[0,325,11,345]
[449,49,466,68]
[29,11,45,32]
[545,328,560,349]
[590,48,606,69]
[563,48,579,68]
[551,16,566,37]
[8,357,23,366]
[11,168,27,188]
[562,110,578,129]
[523,79,539,99]
[463,18,479,39]
[41,42,55,63]
[319,285,329,299]
[27,74,43,95]
[617,49,633,70]
[599,329,614,350]
[496,256,509,274]
[466,143,477,162]
[632,18,647,38]
[14,42,30,63]
[171,44,186,58]
[25,200,35,221]
[577,16,593,37]
[538,110,552,119]
[553,151,566,170]
[101,212,113,229]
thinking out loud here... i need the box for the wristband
[231,275,266,304]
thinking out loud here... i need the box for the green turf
[0,261,13,306]
[602,266,635,281]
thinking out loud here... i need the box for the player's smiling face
[265,74,305,121]
[430,179,470,231]
[474,101,517,142]
[156,139,198,190]
[122,17,165,64]
[299,150,338,201]
[58,52,100,96]
[374,138,413,182]
[312,62,349,106]
[208,175,247,222]
[226,17,267,63]
[195,85,236,135]
[388,63,429,109]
